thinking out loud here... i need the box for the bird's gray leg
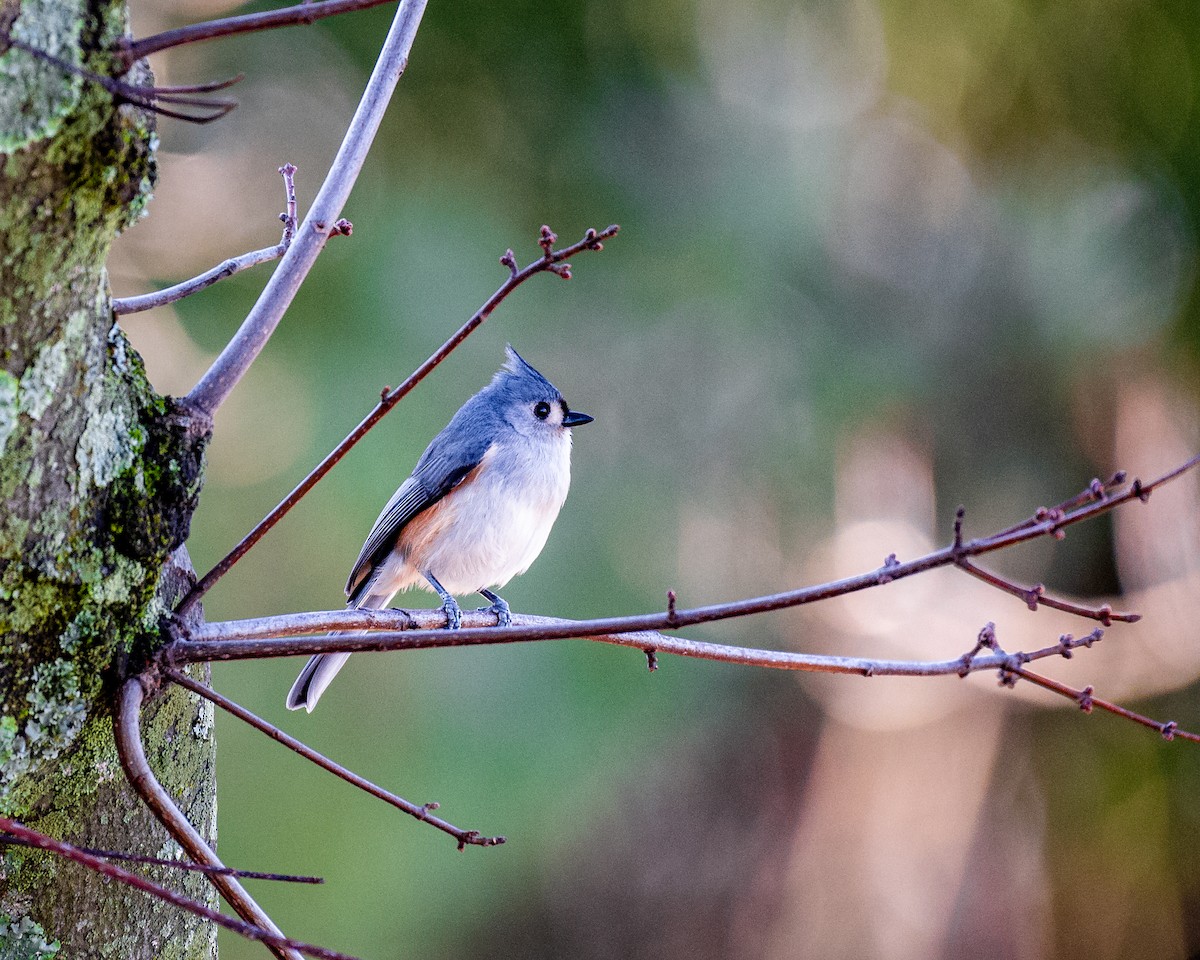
[478,589,511,627]
[423,572,461,630]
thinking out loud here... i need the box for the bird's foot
[440,596,462,630]
[477,594,511,627]
[478,590,511,627]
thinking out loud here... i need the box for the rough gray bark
[0,1,216,956]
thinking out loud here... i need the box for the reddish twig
[182,0,429,421]
[954,557,1138,625]
[165,669,504,850]
[119,0,401,68]
[0,819,359,960]
[1010,667,1200,742]
[3,34,240,122]
[0,832,321,883]
[114,679,303,960]
[991,471,1126,539]
[174,222,617,617]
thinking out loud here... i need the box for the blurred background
[111,0,1200,957]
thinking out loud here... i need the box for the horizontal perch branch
[170,453,1200,666]
[169,608,1098,678]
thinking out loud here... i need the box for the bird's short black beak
[563,409,594,428]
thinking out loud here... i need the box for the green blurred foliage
[114,0,1200,956]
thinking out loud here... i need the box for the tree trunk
[0,1,215,955]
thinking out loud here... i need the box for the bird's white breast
[399,432,572,595]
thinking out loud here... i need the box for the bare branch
[0,818,359,960]
[119,0,401,68]
[183,0,429,420]
[112,163,330,316]
[992,470,1127,539]
[170,608,1200,747]
[174,222,618,617]
[0,833,321,883]
[3,34,239,122]
[114,678,303,960]
[279,162,299,245]
[954,558,1139,625]
[1012,667,1200,742]
[112,243,284,315]
[168,454,1200,667]
[166,608,1101,677]
[165,669,505,850]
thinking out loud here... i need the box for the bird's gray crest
[491,345,562,403]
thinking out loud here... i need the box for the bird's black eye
[533,401,552,421]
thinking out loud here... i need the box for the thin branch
[167,610,1104,677]
[112,163,333,317]
[120,0,401,68]
[183,0,429,420]
[0,819,359,960]
[168,454,1200,668]
[114,678,303,960]
[174,222,617,617]
[165,669,504,850]
[113,244,284,315]
[280,162,300,245]
[954,557,1138,625]
[173,608,1200,746]
[1011,667,1200,742]
[0,833,322,883]
[3,34,240,122]
[992,471,1127,539]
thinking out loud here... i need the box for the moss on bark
[0,2,217,956]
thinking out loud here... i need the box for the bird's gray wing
[345,401,499,603]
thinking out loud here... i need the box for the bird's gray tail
[285,591,392,712]
[285,651,352,713]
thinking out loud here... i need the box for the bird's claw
[441,597,462,630]
[476,596,511,627]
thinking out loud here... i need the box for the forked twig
[166,669,504,850]
[0,819,357,960]
[4,34,239,123]
[114,679,303,960]
[174,222,617,617]
[112,164,346,316]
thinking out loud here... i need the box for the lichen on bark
[0,1,217,955]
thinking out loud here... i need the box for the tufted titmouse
[286,346,593,712]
